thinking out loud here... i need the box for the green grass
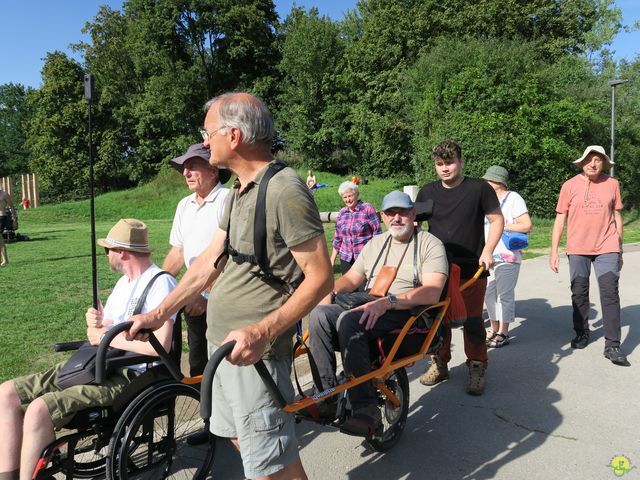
[2,168,639,380]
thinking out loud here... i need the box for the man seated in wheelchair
[305,190,448,437]
[0,218,177,480]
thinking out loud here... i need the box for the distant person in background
[0,188,17,266]
[331,181,381,274]
[481,166,532,348]
[306,169,317,189]
[162,143,230,376]
[550,145,627,366]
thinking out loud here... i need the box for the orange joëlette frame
[285,266,484,414]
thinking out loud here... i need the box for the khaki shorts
[208,344,299,479]
[13,361,132,429]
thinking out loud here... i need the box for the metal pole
[85,74,99,310]
[610,85,616,178]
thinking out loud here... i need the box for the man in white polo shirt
[162,143,230,376]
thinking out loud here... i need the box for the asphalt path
[211,246,640,479]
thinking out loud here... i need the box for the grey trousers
[308,304,411,409]
[568,253,622,347]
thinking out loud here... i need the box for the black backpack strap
[413,229,420,288]
[132,270,173,316]
[254,162,287,280]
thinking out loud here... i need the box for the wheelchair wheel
[71,430,112,478]
[107,382,215,480]
[366,367,409,452]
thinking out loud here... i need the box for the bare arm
[481,210,504,269]
[330,247,338,267]
[86,308,173,355]
[162,245,208,316]
[222,234,333,366]
[615,210,623,245]
[126,228,228,339]
[317,267,366,305]
[506,213,532,234]
[549,213,566,273]
[352,272,447,331]
[615,209,624,270]
[161,246,184,277]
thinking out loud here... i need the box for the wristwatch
[387,294,398,308]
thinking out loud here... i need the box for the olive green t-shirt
[352,230,448,295]
[207,163,324,358]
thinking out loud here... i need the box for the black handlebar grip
[95,321,183,384]
[200,341,288,421]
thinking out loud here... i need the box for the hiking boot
[420,355,449,386]
[466,360,486,396]
[570,332,590,349]
[604,346,629,366]
[340,404,382,438]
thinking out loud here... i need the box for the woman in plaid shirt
[330,181,382,274]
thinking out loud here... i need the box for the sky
[0,0,638,88]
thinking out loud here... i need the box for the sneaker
[466,360,486,396]
[603,346,629,366]
[570,332,590,349]
[419,355,449,386]
[297,397,338,423]
[340,404,382,438]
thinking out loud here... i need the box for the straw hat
[97,218,152,253]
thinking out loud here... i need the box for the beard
[389,222,412,239]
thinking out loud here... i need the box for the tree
[276,7,350,170]
[74,0,281,187]
[0,83,33,177]
[405,38,605,216]
[25,52,89,202]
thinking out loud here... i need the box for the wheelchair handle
[200,341,287,421]
[95,321,183,384]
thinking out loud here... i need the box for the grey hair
[338,181,359,197]
[203,93,274,148]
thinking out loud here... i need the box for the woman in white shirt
[482,166,532,348]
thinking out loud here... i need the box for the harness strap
[253,162,287,282]
[132,270,173,316]
[412,229,419,288]
[217,162,299,294]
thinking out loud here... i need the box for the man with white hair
[128,92,333,480]
[305,190,448,437]
[163,143,230,377]
[550,145,627,365]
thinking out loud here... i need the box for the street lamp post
[608,79,629,178]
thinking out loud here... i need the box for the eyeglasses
[104,247,121,255]
[200,126,226,141]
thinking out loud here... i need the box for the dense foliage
[0,0,638,215]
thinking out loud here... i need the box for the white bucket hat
[573,145,613,168]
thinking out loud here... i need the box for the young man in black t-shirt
[415,140,503,395]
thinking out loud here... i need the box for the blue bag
[501,231,529,250]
